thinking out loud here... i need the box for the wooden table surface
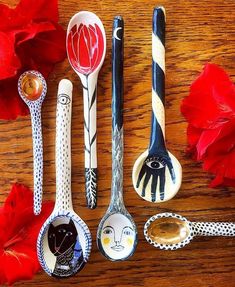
[0,0,235,286]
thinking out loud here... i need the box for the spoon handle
[30,106,43,215]
[149,7,166,152]
[55,79,73,211]
[192,222,235,237]
[110,16,124,208]
[82,74,97,210]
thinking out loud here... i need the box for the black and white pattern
[37,80,92,278]
[144,212,235,250]
[81,74,98,209]
[132,7,182,203]
[18,70,47,215]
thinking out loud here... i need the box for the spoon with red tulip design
[67,11,106,209]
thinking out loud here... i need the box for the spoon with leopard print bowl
[18,70,47,215]
[144,212,235,250]
[37,79,92,278]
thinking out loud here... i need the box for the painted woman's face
[100,214,136,260]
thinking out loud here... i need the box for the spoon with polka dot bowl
[18,70,47,215]
[37,79,92,278]
[97,17,137,261]
[144,212,235,250]
[132,7,182,203]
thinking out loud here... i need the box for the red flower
[67,23,104,75]
[0,183,53,285]
[181,63,235,187]
[0,0,66,120]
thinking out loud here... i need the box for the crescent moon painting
[113,27,122,41]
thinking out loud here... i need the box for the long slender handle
[110,16,124,207]
[81,74,97,209]
[192,222,235,236]
[149,7,166,153]
[30,107,43,215]
[55,79,73,211]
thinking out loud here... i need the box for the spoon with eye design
[18,70,47,215]
[144,212,235,250]
[132,7,182,203]
[97,16,137,261]
[37,79,92,278]
[67,11,106,209]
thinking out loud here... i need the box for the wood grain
[0,0,235,286]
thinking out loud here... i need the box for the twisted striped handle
[149,7,166,153]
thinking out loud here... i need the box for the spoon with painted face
[132,7,182,203]
[97,17,137,261]
[67,11,106,209]
[18,70,47,215]
[144,212,235,250]
[37,79,92,277]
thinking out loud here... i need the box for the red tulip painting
[67,23,104,75]
[67,12,106,209]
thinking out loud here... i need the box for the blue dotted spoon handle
[55,79,73,211]
[193,222,235,236]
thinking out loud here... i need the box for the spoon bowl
[18,70,47,215]
[144,212,235,250]
[37,79,91,277]
[67,11,106,209]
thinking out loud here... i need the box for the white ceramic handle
[81,74,97,209]
[55,79,73,211]
[30,106,43,215]
[193,222,235,237]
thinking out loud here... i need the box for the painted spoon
[67,11,106,209]
[37,79,92,277]
[132,7,182,203]
[97,17,137,261]
[18,70,47,215]
[144,212,235,250]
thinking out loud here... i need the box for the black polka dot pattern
[193,222,235,237]
[18,70,47,215]
[55,93,72,211]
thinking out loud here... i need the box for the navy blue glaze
[136,7,176,202]
[112,16,124,131]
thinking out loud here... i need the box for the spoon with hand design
[144,212,235,250]
[37,79,92,278]
[67,11,106,209]
[18,70,47,215]
[97,16,137,261]
[132,7,182,203]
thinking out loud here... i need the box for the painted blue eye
[103,228,112,235]
[146,158,164,169]
[58,94,70,105]
[124,230,131,236]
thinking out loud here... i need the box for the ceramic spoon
[132,7,182,203]
[18,70,47,215]
[144,212,235,250]
[67,11,106,209]
[97,17,137,261]
[37,79,92,277]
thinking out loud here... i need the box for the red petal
[0,183,54,285]
[0,32,21,80]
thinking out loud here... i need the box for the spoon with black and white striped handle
[132,7,182,203]
[144,212,235,250]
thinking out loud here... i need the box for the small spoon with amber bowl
[18,70,47,215]
[144,212,235,250]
